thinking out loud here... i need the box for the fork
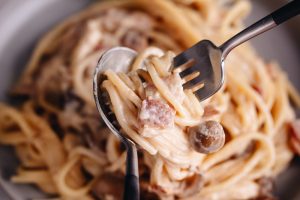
[173,0,300,101]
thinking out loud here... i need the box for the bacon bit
[203,105,219,117]
[93,43,105,52]
[266,63,278,81]
[290,137,300,155]
[164,73,185,103]
[138,98,175,129]
[289,120,300,155]
[150,184,167,194]
[252,84,263,95]
[290,120,300,140]
[145,83,160,99]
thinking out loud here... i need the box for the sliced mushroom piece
[188,120,225,154]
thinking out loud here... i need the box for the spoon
[93,47,139,200]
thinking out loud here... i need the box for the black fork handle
[272,0,300,25]
[123,174,139,200]
[123,142,140,200]
[220,0,300,59]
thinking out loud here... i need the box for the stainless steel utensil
[93,47,139,200]
[93,2,300,200]
[173,0,300,101]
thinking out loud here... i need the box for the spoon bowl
[93,47,137,144]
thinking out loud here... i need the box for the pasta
[0,0,300,199]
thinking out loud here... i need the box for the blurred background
[0,0,299,199]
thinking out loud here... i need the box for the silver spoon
[93,47,139,200]
[173,0,300,101]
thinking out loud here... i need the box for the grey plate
[0,0,299,199]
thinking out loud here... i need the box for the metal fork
[173,0,300,101]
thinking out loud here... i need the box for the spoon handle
[123,143,140,200]
[220,0,300,59]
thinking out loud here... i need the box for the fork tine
[193,83,215,101]
[179,63,200,78]
[173,52,192,68]
[172,40,224,101]
[182,71,200,84]
[108,111,113,115]
[191,82,205,92]
[183,75,205,90]
[173,59,195,73]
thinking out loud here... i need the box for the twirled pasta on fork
[0,0,300,199]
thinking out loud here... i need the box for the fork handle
[123,142,140,200]
[220,0,300,59]
[272,0,300,25]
